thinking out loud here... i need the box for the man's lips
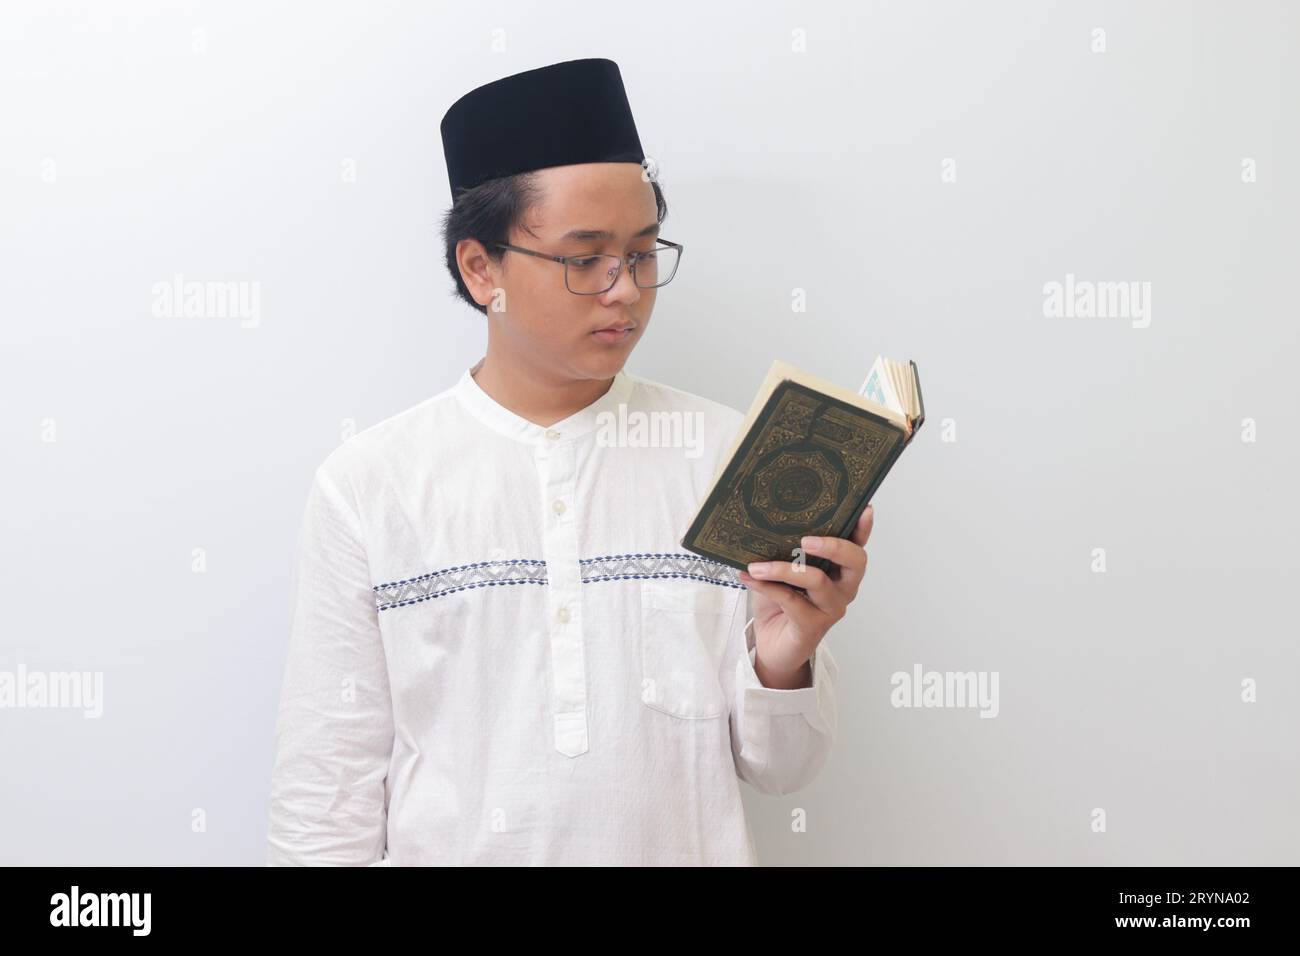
[591,325,634,342]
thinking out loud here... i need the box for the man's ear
[457,238,498,309]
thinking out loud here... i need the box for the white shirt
[266,363,839,865]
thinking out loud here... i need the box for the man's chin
[574,348,632,381]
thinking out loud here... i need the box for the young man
[266,58,874,866]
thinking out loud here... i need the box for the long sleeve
[266,461,395,866]
[727,589,839,796]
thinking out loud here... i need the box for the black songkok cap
[439,57,646,200]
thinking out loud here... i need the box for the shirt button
[552,499,565,515]
[557,607,570,624]
[546,429,561,441]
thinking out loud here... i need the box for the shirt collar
[453,360,635,445]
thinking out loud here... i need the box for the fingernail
[801,535,822,550]
[748,562,771,575]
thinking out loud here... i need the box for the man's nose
[600,258,641,304]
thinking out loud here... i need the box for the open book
[681,356,924,574]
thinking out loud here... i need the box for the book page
[860,355,904,414]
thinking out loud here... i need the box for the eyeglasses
[490,238,683,295]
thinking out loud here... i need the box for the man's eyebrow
[560,223,660,242]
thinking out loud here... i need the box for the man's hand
[737,504,874,689]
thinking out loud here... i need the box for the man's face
[462,162,661,383]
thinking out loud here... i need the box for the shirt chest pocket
[637,578,740,720]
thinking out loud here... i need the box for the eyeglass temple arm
[494,242,566,264]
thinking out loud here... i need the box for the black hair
[439,171,668,315]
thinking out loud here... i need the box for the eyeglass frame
[488,237,684,295]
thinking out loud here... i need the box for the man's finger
[742,561,843,620]
[850,504,875,547]
[802,534,868,594]
[738,571,832,632]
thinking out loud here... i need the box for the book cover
[681,360,922,575]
